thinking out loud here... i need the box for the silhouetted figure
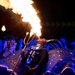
[19,38,48,75]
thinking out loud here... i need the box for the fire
[1,25,6,32]
[0,0,42,37]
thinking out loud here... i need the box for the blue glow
[26,59,31,65]
[0,40,3,54]
[71,41,75,50]
[59,38,68,48]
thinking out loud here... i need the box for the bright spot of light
[1,25,6,32]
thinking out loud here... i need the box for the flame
[1,25,6,32]
[0,0,42,37]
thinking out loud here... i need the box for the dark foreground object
[60,68,75,75]
[0,65,16,75]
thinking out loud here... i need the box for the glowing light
[1,25,6,32]
[26,32,29,35]
[24,32,29,44]
[0,0,42,37]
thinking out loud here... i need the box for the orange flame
[0,0,42,37]
[1,25,6,32]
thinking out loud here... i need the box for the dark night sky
[33,0,75,22]
[0,0,75,41]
